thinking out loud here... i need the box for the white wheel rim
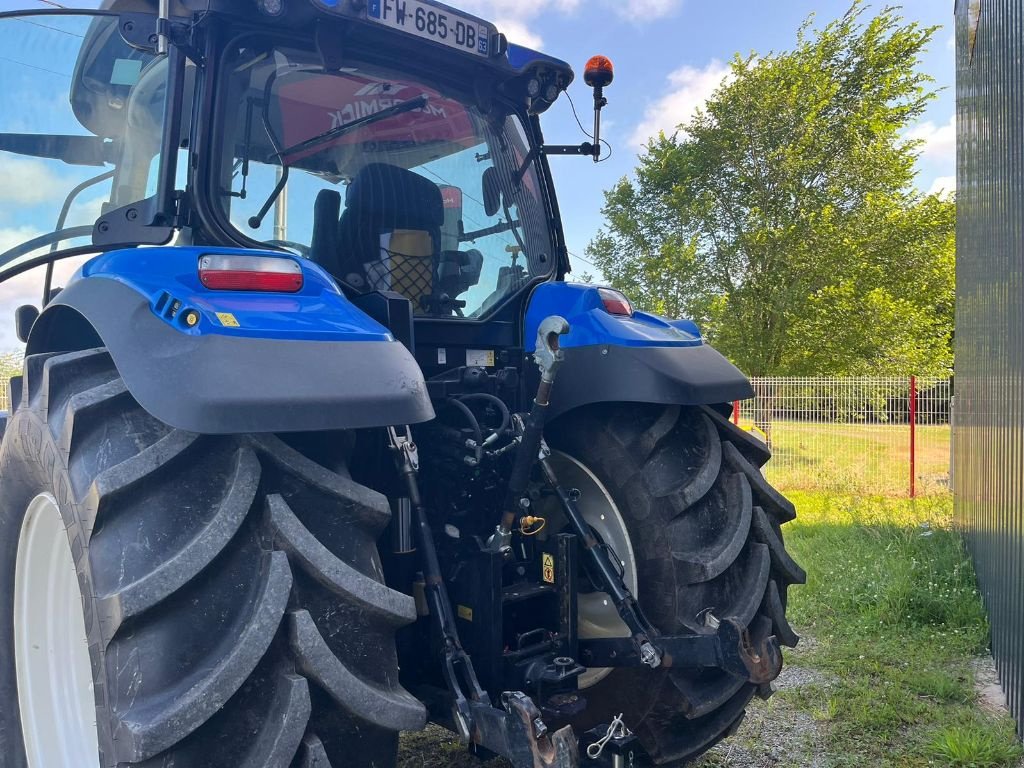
[14,493,100,768]
[543,452,638,688]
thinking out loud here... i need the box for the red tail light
[598,287,633,316]
[199,254,303,292]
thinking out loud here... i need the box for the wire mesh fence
[734,377,952,497]
[0,364,949,497]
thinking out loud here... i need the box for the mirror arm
[592,85,607,164]
[153,42,186,226]
[540,143,598,159]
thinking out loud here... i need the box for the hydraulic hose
[446,397,483,446]
[488,316,569,552]
[457,393,511,440]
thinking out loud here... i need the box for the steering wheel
[264,239,311,258]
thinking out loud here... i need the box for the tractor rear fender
[524,282,752,420]
[27,246,434,434]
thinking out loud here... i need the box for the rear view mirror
[482,167,501,217]
[15,305,39,344]
[0,134,111,167]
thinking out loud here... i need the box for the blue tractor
[0,2,804,766]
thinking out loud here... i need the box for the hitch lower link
[500,316,783,686]
[387,424,581,768]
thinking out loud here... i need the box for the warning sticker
[542,553,556,584]
[457,604,473,622]
[215,312,240,327]
[466,349,495,367]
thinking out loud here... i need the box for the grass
[739,419,951,497]
[400,491,1022,767]
[927,723,1024,767]
[758,490,1023,767]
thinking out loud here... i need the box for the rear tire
[0,349,425,768]
[548,402,805,766]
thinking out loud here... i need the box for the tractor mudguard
[27,246,434,434]
[524,283,752,420]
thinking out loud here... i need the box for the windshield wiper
[274,94,429,160]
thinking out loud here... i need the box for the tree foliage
[587,2,954,377]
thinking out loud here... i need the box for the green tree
[0,351,22,410]
[588,2,954,377]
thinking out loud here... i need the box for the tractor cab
[212,39,555,318]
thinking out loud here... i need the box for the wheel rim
[14,493,100,768]
[543,452,638,688]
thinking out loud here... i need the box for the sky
[0,0,956,350]
[497,0,957,277]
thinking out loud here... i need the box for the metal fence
[733,376,952,497]
[955,0,1024,739]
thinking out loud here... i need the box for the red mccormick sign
[274,74,477,164]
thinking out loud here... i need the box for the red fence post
[909,375,917,499]
[733,400,740,426]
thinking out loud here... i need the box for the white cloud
[0,157,67,206]
[927,175,956,198]
[906,115,956,162]
[625,0,680,16]
[0,240,88,351]
[605,0,683,19]
[946,32,955,51]
[629,59,732,148]
[68,194,107,226]
[463,0,682,47]
[459,0,574,46]
[0,227,41,255]
[492,17,544,49]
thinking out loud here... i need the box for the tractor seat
[310,163,444,310]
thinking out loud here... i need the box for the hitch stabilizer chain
[509,317,662,669]
[537,442,661,669]
[515,317,780,684]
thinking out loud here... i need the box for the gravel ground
[397,644,1020,768]
[691,660,834,768]
[397,639,838,768]
[399,724,509,768]
[973,656,1013,718]
[970,656,1024,768]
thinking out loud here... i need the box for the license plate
[367,0,491,58]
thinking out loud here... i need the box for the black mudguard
[545,343,753,420]
[27,276,435,434]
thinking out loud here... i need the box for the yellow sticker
[215,312,240,327]
[457,604,473,622]
[542,553,556,584]
[466,348,495,367]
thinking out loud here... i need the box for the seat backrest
[336,164,444,302]
[310,188,342,275]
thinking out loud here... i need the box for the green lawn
[712,490,1021,767]
[741,420,952,497]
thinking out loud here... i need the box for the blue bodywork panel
[524,282,703,351]
[76,246,393,344]
[506,43,574,83]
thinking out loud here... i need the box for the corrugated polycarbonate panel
[955,0,1024,735]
